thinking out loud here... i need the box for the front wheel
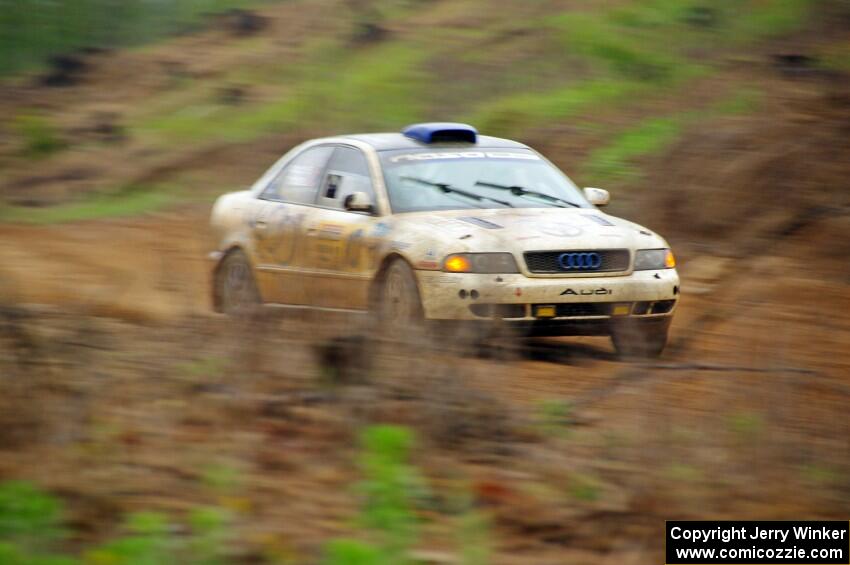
[374,259,424,338]
[610,319,670,359]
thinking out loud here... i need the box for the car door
[303,145,382,310]
[252,144,334,305]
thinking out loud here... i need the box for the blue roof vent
[402,122,477,144]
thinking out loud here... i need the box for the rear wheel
[215,250,261,315]
[611,320,669,359]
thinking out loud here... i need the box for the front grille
[524,249,630,274]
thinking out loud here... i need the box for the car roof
[327,132,530,152]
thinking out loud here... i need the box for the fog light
[612,303,631,316]
[535,305,556,318]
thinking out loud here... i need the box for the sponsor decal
[318,223,344,240]
[391,240,412,250]
[372,222,392,236]
[389,151,540,163]
[417,260,440,270]
[560,288,613,296]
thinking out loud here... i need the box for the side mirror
[583,187,610,207]
[344,191,375,214]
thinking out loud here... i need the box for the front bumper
[416,268,679,325]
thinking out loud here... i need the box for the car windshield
[379,148,590,213]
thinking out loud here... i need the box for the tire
[610,320,669,359]
[215,250,261,315]
[375,259,424,338]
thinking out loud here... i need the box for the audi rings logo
[557,252,602,270]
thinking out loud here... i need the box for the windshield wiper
[401,176,514,208]
[474,180,581,208]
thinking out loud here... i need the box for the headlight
[634,248,676,270]
[443,253,519,273]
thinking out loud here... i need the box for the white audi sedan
[210,123,679,357]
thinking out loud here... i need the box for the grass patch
[471,79,649,137]
[13,113,66,158]
[314,42,427,130]
[725,0,814,42]
[582,85,764,184]
[133,0,813,149]
[817,41,850,72]
[142,94,303,144]
[548,12,693,83]
[0,185,180,224]
[584,115,685,183]
[568,473,602,502]
[139,40,427,144]
[0,0,274,76]
[711,87,763,114]
[0,480,235,564]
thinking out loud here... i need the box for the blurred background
[0,0,849,563]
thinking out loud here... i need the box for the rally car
[209,123,679,357]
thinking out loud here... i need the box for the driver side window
[316,146,375,211]
[260,145,333,204]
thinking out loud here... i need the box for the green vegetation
[201,462,244,495]
[585,116,685,183]
[568,473,602,502]
[536,399,574,438]
[324,425,421,564]
[0,0,271,76]
[726,0,813,42]
[13,113,66,158]
[0,481,67,559]
[549,12,693,83]
[473,0,812,138]
[727,411,765,441]
[712,87,763,115]
[0,480,234,564]
[139,40,426,145]
[817,42,850,72]
[471,79,649,138]
[178,356,229,381]
[582,86,764,184]
[0,185,180,225]
[324,425,491,565]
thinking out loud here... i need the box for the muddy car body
[210,123,679,356]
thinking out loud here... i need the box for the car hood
[388,207,668,257]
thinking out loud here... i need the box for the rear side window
[317,146,375,210]
[261,145,333,204]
